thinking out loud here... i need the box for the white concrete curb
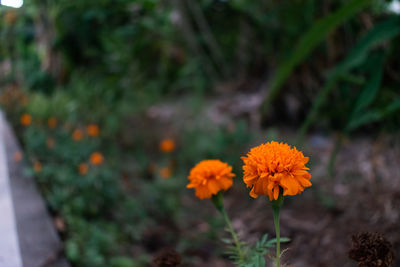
[0,113,23,267]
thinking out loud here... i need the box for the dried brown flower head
[152,248,182,267]
[349,232,394,267]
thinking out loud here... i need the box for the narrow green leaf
[346,52,386,131]
[261,0,373,113]
[384,98,400,114]
[266,237,291,247]
[346,98,400,131]
[331,16,400,76]
[346,110,382,131]
[297,16,400,143]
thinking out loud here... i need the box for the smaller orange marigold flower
[78,163,89,175]
[14,151,22,162]
[20,113,32,126]
[87,124,100,137]
[160,167,172,179]
[33,161,42,173]
[72,129,84,141]
[48,117,57,129]
[46,138,55,149]
[90,152,104,165]
[242,141,312,201]
[160,138,175,153]
[187,160,235,199]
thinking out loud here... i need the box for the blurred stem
[212,193,244,262]
[328,133,344,177]
[186,0,228,78]
[297,78,337,146]
[171,0,219,82]
[271,194,284,267]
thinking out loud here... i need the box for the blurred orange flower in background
[48,117,57,129]
[242,141,312,201]
[87,124,100,137]
[20,113,32,126]
[78,163,89,175]
[46,137,55,149]
[187,160,235,199]
[160,138,175,153]
[14,151,22,162]
[90,152,104,165]
[33,161,43,173]
[72,129,84,141]
[160,167,172,179]
[4,10,17,24]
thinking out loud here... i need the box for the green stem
[212,193,244,262]
[272,205,281,267]
[221,208,244,261]
[271,194,284,267]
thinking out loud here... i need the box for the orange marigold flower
[187,160,235,199]
[160,167,172,179]
[72,129,84,141]
[14,151,22,162]
[242,141,312,201]
[48,117,57,129]
[87,124,100,137]
[46,137,55,149]
[20,113,32,126]
[33,161,42,173]
[90,152,104,165]
[160,138,175,153]
[78,163,89,175]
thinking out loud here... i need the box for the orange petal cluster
[33,161,43,173]
[20,113,31,126]
[14,151,23,162]
[48,117,57,129]
[160,138,175,153]
[159,167,172,179]
[87,124,100,137]
[78,163,89,175]
[90,152,104,165]
[72,129,84,141]
[187,160,235,199]
[242,141,311,201]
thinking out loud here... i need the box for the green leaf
[266,237,291,247]
[297,16,400,143]
[262,0,373,113]
[346,52,385,132]
[331,16,400,76]
[346,110,382,131]
[221,238,232,244]
[384,98,400,114]
[109,257,135,267]
[346,98,400,131]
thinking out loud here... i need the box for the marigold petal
[208,179,220,194]
[297,177,312,187]
[242,141,311,200]
[249,187,258,198]
[273,185,279,200]
[187,159,235,200]
[243,174,258,185]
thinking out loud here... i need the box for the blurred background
[0,0,399,266]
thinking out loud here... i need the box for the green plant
[261,0,374,115]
